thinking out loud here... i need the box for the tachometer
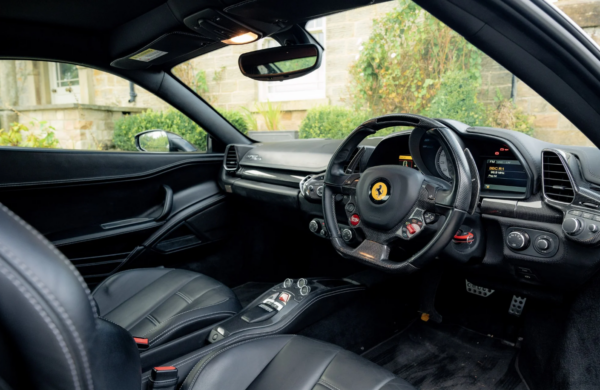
[435,147,454,181]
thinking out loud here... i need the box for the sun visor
[111,32,212,70]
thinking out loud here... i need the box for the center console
[207,277,365,344]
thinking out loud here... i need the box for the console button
[350,214,360,226]
[341,229,353,242]
[563,218,583,235]
[569,210,582,216]
[594,215,600,222]
[300,285,311,296]
[590,224,599,233]
[278,292,291,303]
[506,231,530,250]
[297,278,307,288]
[583,212,593,219]
[535,238,550,251]
[309,220,319,233]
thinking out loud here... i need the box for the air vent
[224,146,239,171]
[542,151,575,203]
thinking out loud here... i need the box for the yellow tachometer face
[371,182,388,201]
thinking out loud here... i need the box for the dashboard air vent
[224,146,239,171]
[542,151,575,203]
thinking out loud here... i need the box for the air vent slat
[542,151,574,203]
[224,146,239,171]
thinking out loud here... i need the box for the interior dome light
[222,32,259,45]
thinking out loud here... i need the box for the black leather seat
[93,268,241,348]
[180,335,414,390]
[0,203,415,390]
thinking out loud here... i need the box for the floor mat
[362,320,527,390]
[232,282,274,307]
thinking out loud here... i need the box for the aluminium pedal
[508,295,527,317]
[465,280,494,297]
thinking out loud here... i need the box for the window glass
[0,60,207,151]
[173,0,594,146]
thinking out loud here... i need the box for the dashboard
[367,130,532,199]
[220,119,600,293]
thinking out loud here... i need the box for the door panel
[0,148,231,288]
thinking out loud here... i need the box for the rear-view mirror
[239,43,322,82]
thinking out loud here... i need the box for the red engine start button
[350,214,360,226]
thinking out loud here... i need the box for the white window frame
[48,62,81,104]
[258,18,326,102]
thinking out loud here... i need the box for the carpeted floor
[362,320,527,390]
[232,281,275,307]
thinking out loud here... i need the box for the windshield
[173,0,594,147]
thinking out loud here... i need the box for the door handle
[101,185,173,229]
[155,185,173,222]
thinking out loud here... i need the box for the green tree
[350,0,481,116]
[349,0,533,134]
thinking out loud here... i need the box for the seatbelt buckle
[149,366,178,390]
[133,337,149,350]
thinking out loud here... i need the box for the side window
[0,60,207,152]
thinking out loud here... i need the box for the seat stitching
[184,335,295,390]
[148,311,236,343]
[0,204,98,317]
[0,239,94,390]
[176,291,193,304]
[143,297,230,332]
[0,260,82,390]
[147,314,160,326]
[188,283,225,302]
[141,289,364,383]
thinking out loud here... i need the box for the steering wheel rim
[322,114,473,273]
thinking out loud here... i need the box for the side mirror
[238,43,322,82]
[135,130,197,152]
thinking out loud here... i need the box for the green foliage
[424,71,488,126]
[299,106,373,139]
[254,101,282,131]
[219,109,249,133]
[113,108,249,151]
[350,0,482,115]
[0,121,59,148]
[348,0,534,134]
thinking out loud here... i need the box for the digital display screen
[484,159,527,193]
[399,155,417,169]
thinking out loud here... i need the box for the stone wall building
[0,0,598,149]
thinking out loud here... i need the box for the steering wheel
[323,114,475,273]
